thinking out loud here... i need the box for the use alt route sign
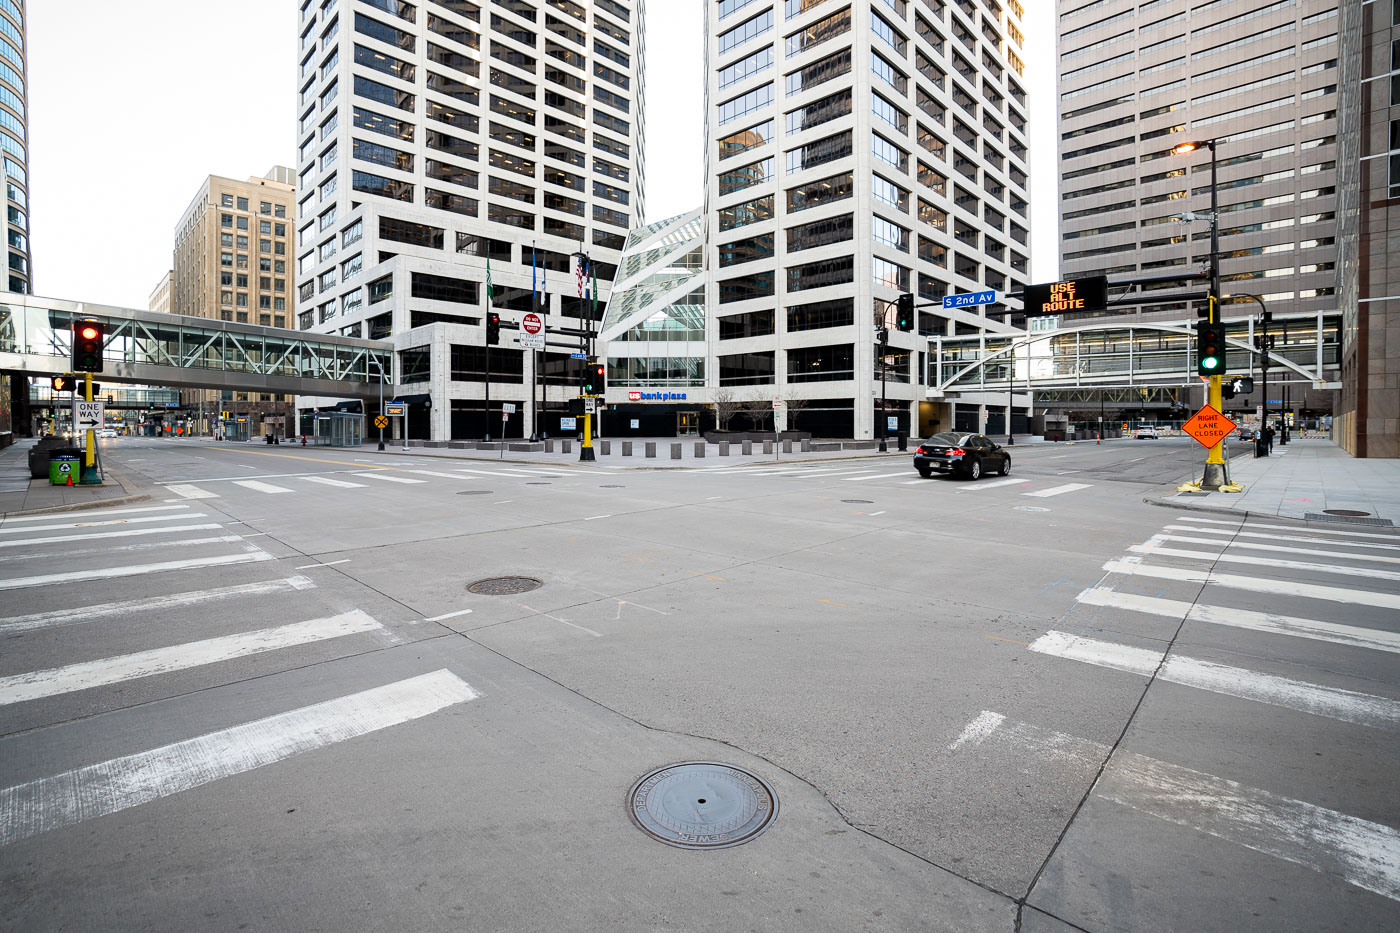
[1181,404,1238,449]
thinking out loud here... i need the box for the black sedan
[913,432,1011,480]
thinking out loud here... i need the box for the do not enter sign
[519,312,544,350]
[1182,404,1237,449]
[522,312,542,335]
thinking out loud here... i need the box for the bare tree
[782,394,810,433]
[711,388,741,432]
[742,392,773,432]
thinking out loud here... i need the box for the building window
[788,343,855,382]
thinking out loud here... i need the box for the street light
[1173,138,1230,490]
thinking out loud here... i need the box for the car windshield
[925,432,967,446]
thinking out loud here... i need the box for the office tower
[1336,0,1398,457]
[1056,0,1340,326]
[2,0,29,294]
[171,169,298,434]
[294,0,645,442]
[148,270,173,316]
[702,0,1030,439]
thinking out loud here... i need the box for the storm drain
[841,499,873,504]
[457,490,493,496]
[627,762,778,850]
[1014,506,1050,513]
[1323,509,1373,517]
[1304,512,1394,527]
[526,481,551,485]
[467,576,542,596]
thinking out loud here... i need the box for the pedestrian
[1266,424,1275,453]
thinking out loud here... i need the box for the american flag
[575,255,585,299]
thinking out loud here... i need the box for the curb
[0,490,153,519]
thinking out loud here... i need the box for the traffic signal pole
[1200,140,1228,491]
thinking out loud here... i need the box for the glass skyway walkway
[0,295,391,398]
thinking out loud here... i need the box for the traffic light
[896,293,914,332]
[51,375,77,392]
[1196,321,1225,376]
[486,311,501,346]
[71,318,105,373]
[1222,380,1236,400]
[581,360,605,395]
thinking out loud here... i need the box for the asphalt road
[1,436,1394,932]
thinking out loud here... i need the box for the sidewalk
[1151,438,1400,526]
[0,438,148,518]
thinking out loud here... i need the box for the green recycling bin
[49,453,81,486]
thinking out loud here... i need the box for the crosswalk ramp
[987,513,1400,905]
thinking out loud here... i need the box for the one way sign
[73,400,104,431]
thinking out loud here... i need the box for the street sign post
[1181,404,1237,450]
[942,290,998,310]
[519,312,545,351]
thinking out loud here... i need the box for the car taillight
[916,446,929,455]
[950,447,966,456]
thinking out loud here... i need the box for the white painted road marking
[406,470,478,479]
[1075,586,1400,655]
[1129,542,1400,582]
[295,559,350,569]
[0,670,481,846]
[949,711,1400,902]
[1162,523,1400,552]
[1102,559,1400,611]
[1028,630,1400,730]
[0,551,275,591]
[1024,483,1094,498]
[0,524,224,549]
[166,484,219,499]
[0,534,247,565]
[957,478,1026,492]
[0,611,383,706]
[1177,515,1400,542]
[1154,533,1400,565]
[0,505,190,525]
[843,471,915,482]
[0,576,316,635]
[424,609,474,622]
[232,480,294,494]
[0,513,208,535]
[301,475,367,488]
[353,472,426,484]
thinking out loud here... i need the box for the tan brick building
[171,168,298,435]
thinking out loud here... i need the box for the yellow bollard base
[1177,480,1203,492]
[1219,483,1245,493]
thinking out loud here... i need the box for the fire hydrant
[301,434,307,447]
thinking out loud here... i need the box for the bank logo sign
[628,391,689,402]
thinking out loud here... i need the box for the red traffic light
[79,325,100,340]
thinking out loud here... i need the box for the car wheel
[917,465,932,478]
[998,457,1010,476]
[966,458,982,480]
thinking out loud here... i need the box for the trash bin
[48,451,82,486]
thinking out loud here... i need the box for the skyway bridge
[1,294,394,399]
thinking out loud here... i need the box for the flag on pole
[575,254,585,299]
[486,257,493,305]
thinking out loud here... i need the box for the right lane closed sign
[1181,404,1238,449]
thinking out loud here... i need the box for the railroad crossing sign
[519,312,544,350]
[1181,404,1237,449]
[374,415,389,429]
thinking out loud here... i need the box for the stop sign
[522,312,542,335]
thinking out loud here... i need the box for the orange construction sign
[1181,404,1237,449]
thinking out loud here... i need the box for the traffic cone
[1096,433,1101,445]
[65,473,74,486]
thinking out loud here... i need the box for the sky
[27,0,1057,311]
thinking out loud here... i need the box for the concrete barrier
[600,440,611,455]
[694,442,705,458]
[800,439,810,452]
[718,442,729,456]
[671,442,681,459]
[782,440,791,453]
[646,442,656,458]
[742,440,752,455]
[622,441,633,456]
[545,439,554,452]
[763,440,773,454]
[562,440,572,454]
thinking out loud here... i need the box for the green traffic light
[1201,355,1220,371]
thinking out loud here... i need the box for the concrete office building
[1054,0,1342,418]
[1,0,27,295]
[171,169,298,435]
[293,0,645,442]
[148,270,172,317]
[1335,0,1399,457]
[699,0,1031,439]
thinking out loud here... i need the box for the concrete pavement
[0,437,148,517]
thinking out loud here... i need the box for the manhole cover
[467,576,542,596]
[627,762,778,850]
[457,490,492,496]
[1323,509,1371,517]
[842,499,873,504]
[1014,506,1050,512]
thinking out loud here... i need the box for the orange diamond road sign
[1182,404,1237,449]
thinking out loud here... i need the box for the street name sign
[943,290,997,310]
[1023,277,1108,316]
[519,312,545,350]
[502,402,517,414]
[73,400,104,431]
[1182,404,1237,449]
[570,352,588,360]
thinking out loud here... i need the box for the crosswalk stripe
[0,513,208,536]
[300,476,366,488]
[1074,586,1400,655]
[1154,533,1400,565]
[0,576,317,635]
[0,610,382,706]
[0,669,481,846]
[1101,560,1400,611]
[0,550,275,592]
[1023,483,1093,498]
[0,505,191,525]
[232,480,294,494]
[405,470,476,479]
[1130,542,1400,582]
[0,524,225,549]
[842,471,915,481]
[948,711,1400,903]
[0,535,249,566]
[166,484,219,499]
[353,473,426,484]
[1029,630,1400,730]
[1162,524,1400,552]
[1177,516,1400,542]
[957,478,1025,491]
